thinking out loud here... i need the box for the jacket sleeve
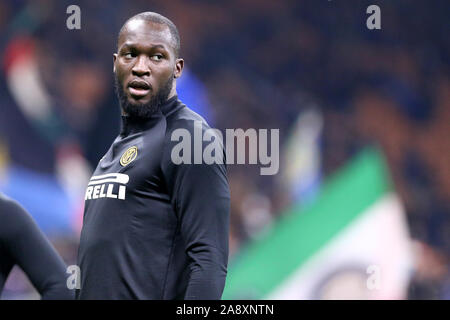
[0,197,74,299]
[162,119,230,299]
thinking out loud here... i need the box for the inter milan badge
[120,146,138,167]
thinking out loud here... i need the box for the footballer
[76,12,230,300]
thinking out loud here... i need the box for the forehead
[118,19,173,50]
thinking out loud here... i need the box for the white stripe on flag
[266,193,413,300]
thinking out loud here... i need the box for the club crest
[120,146,138,166]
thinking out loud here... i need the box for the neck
[120,94,179,136]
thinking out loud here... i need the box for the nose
[132,55,150,77]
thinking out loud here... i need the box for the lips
[127,79,151,99]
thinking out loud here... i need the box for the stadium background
[0,0,448,299]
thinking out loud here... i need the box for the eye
[151,54,163,61]
[124,52,135,59]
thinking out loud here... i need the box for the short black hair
[118,12,180,58]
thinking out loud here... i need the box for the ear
[174,58,184,79]
[113,53,118,73]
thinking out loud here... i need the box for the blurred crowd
[0,0,448,299]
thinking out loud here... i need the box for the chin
[128,96,150,105]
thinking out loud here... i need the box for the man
[77,12,230,299]
[0,193,73,299]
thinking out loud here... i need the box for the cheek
[154,66,174,85]
[117,67,126,78]
[116,63,131,81]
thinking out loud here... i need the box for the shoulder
[162,100,222,152]
[164,100,212,133]
[160,101,227,173]
[0,193,26,219]
[0,194,34,237]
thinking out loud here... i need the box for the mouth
[127,79,151,99]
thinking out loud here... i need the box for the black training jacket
[77,96,230,300]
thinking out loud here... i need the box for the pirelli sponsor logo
[85,173,129,200]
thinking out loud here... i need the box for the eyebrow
[121,43,168,51]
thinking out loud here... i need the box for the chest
[85,121,167,203]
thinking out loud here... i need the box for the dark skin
[113,19,184,114]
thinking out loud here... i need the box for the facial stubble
[114,73,174,119]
